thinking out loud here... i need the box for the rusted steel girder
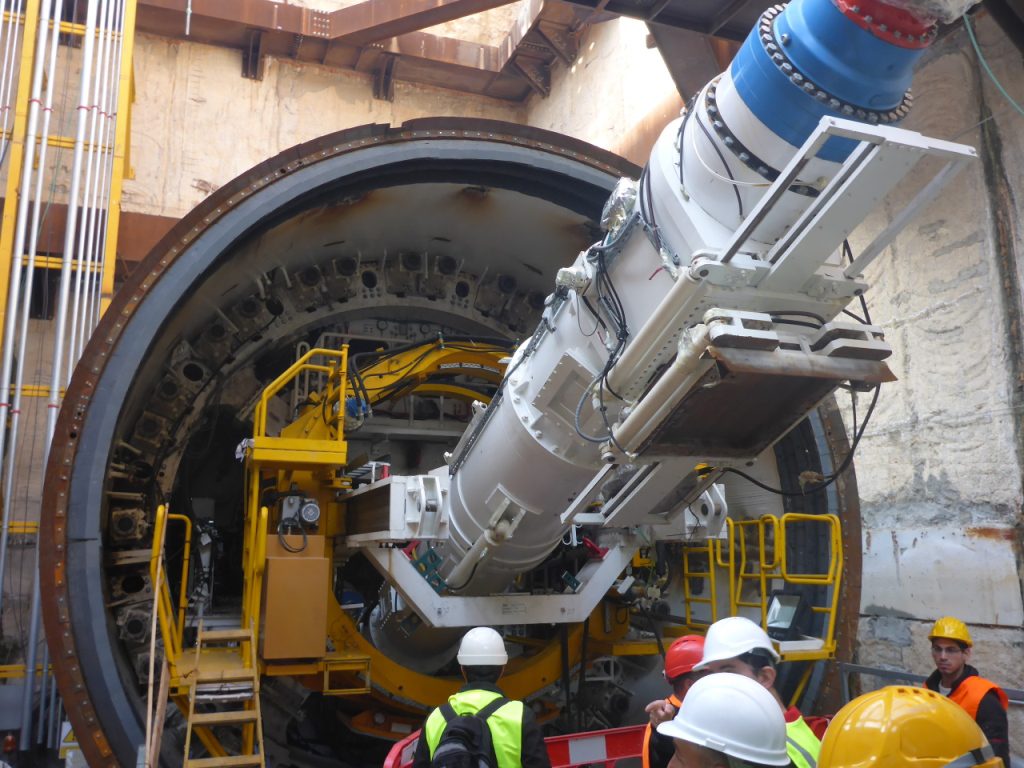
[135,0,571,101]
[329,0,519,47]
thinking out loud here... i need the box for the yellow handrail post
[168,513,193,654]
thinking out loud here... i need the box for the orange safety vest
[642,694,681,768]
[949,676,1009,720]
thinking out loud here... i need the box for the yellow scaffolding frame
[0,1,136,343]
[242,346,350,642]
[679,512,844,667]
[0,0,43,348]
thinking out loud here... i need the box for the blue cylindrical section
[730,0,926,162]
[779,0,922,107]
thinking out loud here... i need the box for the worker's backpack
[431,696,509,768]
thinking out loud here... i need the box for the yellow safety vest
[423,689,525,768]
[786,715,821,768]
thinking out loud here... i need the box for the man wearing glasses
[924,616,1010,767]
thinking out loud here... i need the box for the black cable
[719,383,881,497]
[446,559,481,593]
[770,318,822,330]
[573,243,631,447]
[277,520,308,553]
[580,294,608,334]
[695,112,744,219]
[769,310,826,325]
[843,240,872,325]
[842,309,868,324]
[641,605,666,659]
[677,98,696,193]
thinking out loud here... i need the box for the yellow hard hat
[929,616,973,647]
[820,686,1001,768]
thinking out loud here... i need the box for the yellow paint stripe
[20,254,101,272]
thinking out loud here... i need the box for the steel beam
[330,0,519,47]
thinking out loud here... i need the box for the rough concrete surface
[847,14,1024,755]
[123,33,525,218]
[527,17,682,155]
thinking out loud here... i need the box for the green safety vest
[423,689,526,768]
[786,716,821,768]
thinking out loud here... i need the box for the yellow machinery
[149,336,846,760]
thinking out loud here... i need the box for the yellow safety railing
[252,347,349,441]
[243,347,349,657]
[778,513,844,656]
[241,506,270,644]
[678,513,843,662]
[150,505,193,671]
[730,516,780,626]
[681,540,718,629]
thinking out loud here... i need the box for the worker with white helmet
[411,627,551,768]
[693,616,819,768]
[924,616,1010,767]
[656,672,790,768]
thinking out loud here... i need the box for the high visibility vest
[641,694,681,768]
[949,677,1009,720]
[786,715,821,768]
[423,689,525,768]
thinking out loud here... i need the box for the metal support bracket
[362,535,638,627]
[716,117,977,288]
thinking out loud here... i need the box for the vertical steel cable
[90,0,126,334]
[0,0,27,163]
[25,3,66,741]
[68,0,111,363]
[13,0,58,745]
[79,0,120,350]
[93,0,128,330]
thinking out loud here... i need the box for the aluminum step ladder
[183,625,266,768]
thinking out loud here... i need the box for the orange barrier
[383,724,647,768]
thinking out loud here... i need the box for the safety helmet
[693,616,779,671]
[819,686,1001,768]
[657,672,789,766]
[665,635,705,679]
[929,616,973,647]
[456,627,508,666]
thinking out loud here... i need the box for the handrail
[171,513,193,645]
[681,540,717,628]
[241,506,269,640]
[779,513,843,654]
[149,506,192,668]
[252,347,348,440]
[779,513,841,584]
[682,513,843,658]
[837,662,1024,706]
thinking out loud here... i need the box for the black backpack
[430,696,509,768]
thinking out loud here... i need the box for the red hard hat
[665,635,705,679]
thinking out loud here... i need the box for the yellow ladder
[183,625,266,768]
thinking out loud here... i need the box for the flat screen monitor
[766,591,809,640]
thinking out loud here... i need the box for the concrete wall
[527,17,684,164]
[848,15,1024,748]
[124,33,525,218]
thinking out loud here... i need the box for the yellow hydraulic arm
[349,338,511,410]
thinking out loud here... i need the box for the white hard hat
[693,616,780,671]
[656,672,789,765]
[456,627,508,666]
